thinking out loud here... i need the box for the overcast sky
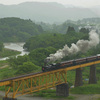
[0,0,99,7]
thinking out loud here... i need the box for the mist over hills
[90,5,100,16]
[0,2,99,23]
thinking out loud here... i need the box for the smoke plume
[46,30,99,63]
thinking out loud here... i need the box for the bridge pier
[56,83,69,97]
[3,97,17,100]
[89,65,97,84]
[75,68,83,87]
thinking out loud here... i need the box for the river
[0,43,29,61]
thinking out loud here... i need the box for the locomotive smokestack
[46,30,99,63]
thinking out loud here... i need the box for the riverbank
[0,48,20,58]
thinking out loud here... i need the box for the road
[0,91,53,100]
[0,91,100,100]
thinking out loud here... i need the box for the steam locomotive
[42,54,100,72]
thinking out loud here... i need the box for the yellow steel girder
[4,70,67,98]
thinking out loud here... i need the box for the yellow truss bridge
[0,60,100,99]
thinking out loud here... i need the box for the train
[42,54,100,72]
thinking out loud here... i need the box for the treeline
[39,18,100,34]
[0,42,4,51]
[39,20,90,34]
[24,29,89,51]
[39,21,79,34]
[0,17,44,42]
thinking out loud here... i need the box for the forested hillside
[24,31,89,51]
[0,17,44,42]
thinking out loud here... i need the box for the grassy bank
[33,80,100,98]
[33,89,75,99]
[0,60,8,67]
[70,80,100,94]
[0,48,20,58]
[0,67,16,80]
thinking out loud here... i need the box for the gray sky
[0,0,99,7]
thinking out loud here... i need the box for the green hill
[0,17,44,42]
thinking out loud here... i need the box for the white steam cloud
[46,30,99,62]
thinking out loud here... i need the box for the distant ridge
[0,2,99,23]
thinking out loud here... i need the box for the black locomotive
[42,54,100,72]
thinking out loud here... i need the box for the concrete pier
[75,68,83,87]
[3,97,17,100]
[56,83,69,97]
[89,65,97,84]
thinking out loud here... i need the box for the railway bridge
[0,59,100,100]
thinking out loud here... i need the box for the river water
[0,43,29,61]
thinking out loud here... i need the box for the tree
[16,62,40,74]
[66,26,75,33]
[0,42,4,51]
[29,47,56,66]
[8,55,30,69]
[79,28,89,33]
